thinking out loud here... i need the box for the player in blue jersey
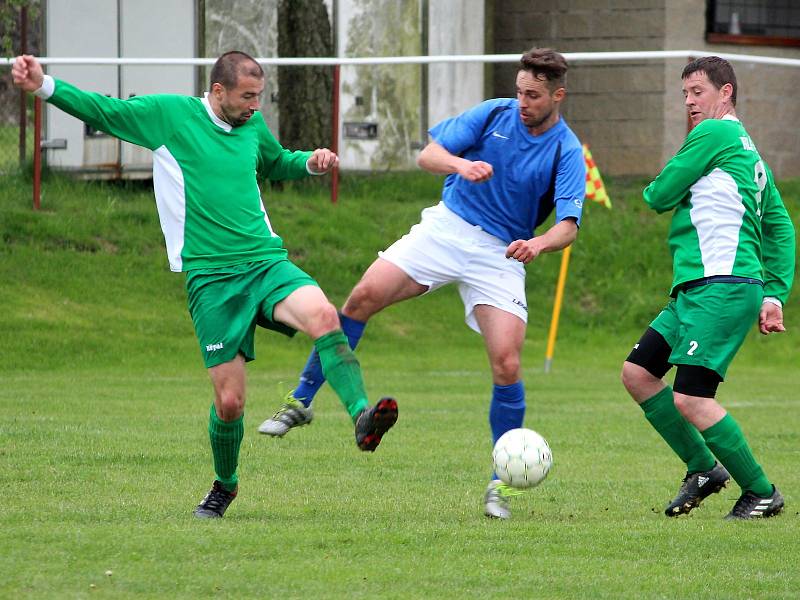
[259,47,586,519]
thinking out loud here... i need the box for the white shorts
[379,202,528,333]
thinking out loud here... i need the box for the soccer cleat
[725,486,784,520]
[193,480,238,519]
[665,462,730,517]
[354,397,398,451]
[484,480,522,520]
[258,392,313,437]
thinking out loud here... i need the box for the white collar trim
[201,93,232,132]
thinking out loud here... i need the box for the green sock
[315,330,368,422]
[208,403,244,492]
[640,386,716,473]
[701,414,772,497]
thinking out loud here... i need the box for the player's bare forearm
[417,142,493,182]
[505,218,577,264]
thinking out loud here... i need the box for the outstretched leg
[259,259,426,437]
[269,283,406,450]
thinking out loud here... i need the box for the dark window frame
[706,0,800,47]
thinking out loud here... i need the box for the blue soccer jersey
[429,98,585,244]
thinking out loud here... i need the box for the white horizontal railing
[2,50,800,67]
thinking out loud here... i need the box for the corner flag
[583,144,611,209]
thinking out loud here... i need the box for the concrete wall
[492,0,800,178]
[428,0,485,128]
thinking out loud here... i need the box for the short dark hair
[682,56,737,106]
[210,51,264,90]
[519,48,568,91]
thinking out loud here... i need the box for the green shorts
[650,282,763,379]
[186,259,318,368]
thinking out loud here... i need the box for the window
[707,0,800,46]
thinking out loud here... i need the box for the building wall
[492,0,800,178]
[428,0,485,128]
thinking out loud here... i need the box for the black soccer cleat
[355,397,398,452]
[665,462,730,517]
[193,480,238,518]
[725,485,784,520]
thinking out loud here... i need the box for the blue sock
[489,381,526,480]
[293,313,366,406]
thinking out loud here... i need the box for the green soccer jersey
[644,115,795,303]
[39,76,313,272]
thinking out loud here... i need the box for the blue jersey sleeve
[428,99,508,155]
[553,143,586,226]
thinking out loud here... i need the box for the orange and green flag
[583,144,611,209]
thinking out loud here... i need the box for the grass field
[0,121,35,174]
[2,172,800,598]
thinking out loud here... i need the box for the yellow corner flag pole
[544,144,610,373]
[544,245,571,373]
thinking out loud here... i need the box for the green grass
[1,172,800,598]
[0,121,35,174]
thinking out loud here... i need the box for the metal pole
[544,245,572,373]
[331,63,340,204]
[419,0,428,145]
[18,6,28,166]
[33,96,42,210]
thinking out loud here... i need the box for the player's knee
[307,301,340,337]
[343,282,382,318]
[621,361,653,395]
[319,301,340,330]
[492,353,521,383]
[215,391,244,421]
[620,361,639,393]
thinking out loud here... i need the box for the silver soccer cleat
[258,392,313,437]
[484,479,521,520]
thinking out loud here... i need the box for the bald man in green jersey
[12,51,398,519]
[622,56,794,520]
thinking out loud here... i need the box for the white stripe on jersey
[689,168,745,277]
[153,146,187,272]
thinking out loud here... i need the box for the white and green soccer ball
[492,428,553,489]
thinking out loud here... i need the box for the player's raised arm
[12,55,177,151]
[417,141,493,182]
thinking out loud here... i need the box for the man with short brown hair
[12,51,398,519]
[260,47,586,520]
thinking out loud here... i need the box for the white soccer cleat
[258,393,313,437]
[484,479,520,520]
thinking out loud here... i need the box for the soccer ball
[492,428,553,489]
